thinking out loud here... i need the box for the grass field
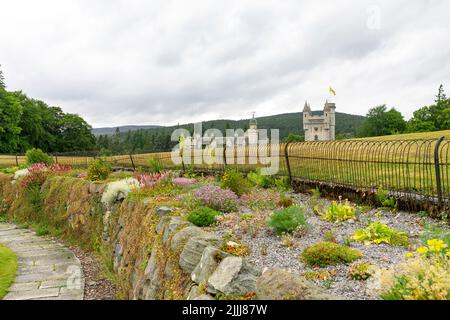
[1,130,450,199]
[0,243,18,299]
[356,130,450,141]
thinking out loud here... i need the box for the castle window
[314,135,319,141]
[314,127,318,132]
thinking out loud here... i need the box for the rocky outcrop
[256,268,342,300]
[179,233,221,274]
[191,246,227,285]
[208,256,261,296]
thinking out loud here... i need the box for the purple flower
[195,185,239,213]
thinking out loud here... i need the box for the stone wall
[0,174,338,300]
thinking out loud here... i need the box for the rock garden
[0,149,449,300]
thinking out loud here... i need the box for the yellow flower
[416,247,429,255]
[405,252,414,258]
[427,239,448,252]
[446,250,450,258]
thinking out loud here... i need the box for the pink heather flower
[136,171,172,188]
[195,185,239,213]
[49,164,72,174]
[77,172,88,179]
[28,163,48,172]
[173,177,196,187]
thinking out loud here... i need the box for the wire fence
[1,137,450,213]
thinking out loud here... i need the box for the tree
[0,64,5,89]
[407,85,450,132]
[435,84,447,104]
[283,133,304,143]
[58,113,96,151]
[12,91,46,152]
[406,106,437,132]
[0,88,22,152]
[357,105,406,137]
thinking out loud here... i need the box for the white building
[303,100,336,141]
[247,113,258,145]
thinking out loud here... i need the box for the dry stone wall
[0,174,338,300]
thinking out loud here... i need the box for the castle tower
[248,112,258,145]
[323,100,336,140]
[303,100,336,141]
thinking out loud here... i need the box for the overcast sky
[1,0,449,128]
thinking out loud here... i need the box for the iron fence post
[223,143,227,172]
[129,153,136,171]
[284,142,292,184]
[15,154,19,167]
[181,147,185,173]
[434,136,445,207]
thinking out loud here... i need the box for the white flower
[14,168,29,180]
[101,178,140,207]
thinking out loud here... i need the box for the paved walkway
[0,223,84,300]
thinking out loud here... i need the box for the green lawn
[355,129,450,141]
[0,243,18,299]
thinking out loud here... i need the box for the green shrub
[148,159,163,173]
[187,207,220,227]
[274,176,290,191]
[247,171,275,188]
[376,187,397,210]
[323,229,337,243]
[268,206,307,235]
[320,198,357,223]
[35,224,50,236]
[183,165,197,178]
[301,242,362,267]
[352,221,409,246]
[278,195,294,208]
[221,169,252,196]
[27,185,42,209]
[87,159,112,181]
[25,148,52,165]
[347,262,373,281]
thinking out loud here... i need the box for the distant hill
[123,111,366,139]
[95,111,366,153]
[92,125,161,136]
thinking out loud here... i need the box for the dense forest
[0,65,96,154]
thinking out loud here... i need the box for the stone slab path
[0,223,84,300]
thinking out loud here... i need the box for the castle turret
[303,101,311,114]
[248,113,258,145]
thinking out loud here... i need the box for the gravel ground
[70,246,117,300]
[215,191,450,300]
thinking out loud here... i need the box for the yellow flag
[329,86,336,96]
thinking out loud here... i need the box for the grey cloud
[0,0,449,127]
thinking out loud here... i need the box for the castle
[303,100,336,141]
